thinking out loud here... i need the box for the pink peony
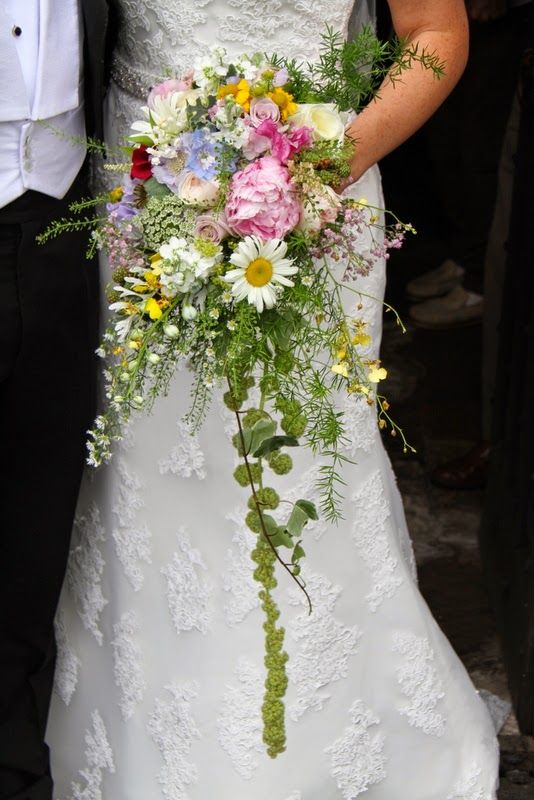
[249,96,281,127]
[226,156,301,239]
[194,211,231,243]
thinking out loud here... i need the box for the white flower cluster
[157,236,223,299]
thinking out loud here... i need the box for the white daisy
[225,236,298,313]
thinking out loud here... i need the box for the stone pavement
[381,321,534,798]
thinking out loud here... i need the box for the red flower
[131,145,153,180]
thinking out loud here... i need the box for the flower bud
[182,304,198,321]
[164,324,179,339]
[148,353,161,364]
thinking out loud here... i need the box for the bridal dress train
[47,2,499,798]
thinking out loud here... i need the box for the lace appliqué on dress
[216,656,264,779]
[325,700,387,798]
[147,682,200,800]
[111,611,146,721]
[112,459,152,592]
[222,508,260,627]
[392,631,447,737]
[67,504,108,645]
[447,764,490,800]
[54,610,81,706]
[159,420,207,480]
[341,394,378,457]
[68,710,115,800]
[162,528,213,635]
[287,571,361,721]
[351,469,403,611]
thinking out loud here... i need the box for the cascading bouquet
[42,28,441,758]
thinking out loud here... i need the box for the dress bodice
[112,0,375,97]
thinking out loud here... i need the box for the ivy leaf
[286,504,310,538]
[295,499,319,521]
[292,542,306,562]
[253,435,299,458]
[285,499,318,538]
[270,528,294,548]
[261,514,280,536]
[243,419,276,455]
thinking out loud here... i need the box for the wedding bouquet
[43,28,440,758]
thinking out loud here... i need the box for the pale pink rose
[226,156,301,239]
[194,211,231,243]
[298,185,342,233]
[249,96,281,127]
[177,172,220,205]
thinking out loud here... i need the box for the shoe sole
[406,277,465,303]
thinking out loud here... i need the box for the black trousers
[0,170,99,800]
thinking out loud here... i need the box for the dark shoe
[430,442,491,490]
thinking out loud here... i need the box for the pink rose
[226,156,301,239]
[194,211,231,243]
[249,97,281,128]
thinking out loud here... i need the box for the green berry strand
[281,413,307,437]
[268,452,293,475]
[236,463,263,487]
[252,534,288,758]
[246,511,262,533]
[247,487,280,511]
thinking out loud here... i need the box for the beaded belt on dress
[110,52,164,99]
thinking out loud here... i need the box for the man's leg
[0,180,98,800]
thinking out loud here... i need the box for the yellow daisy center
[245,257,274,287]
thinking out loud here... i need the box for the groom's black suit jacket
[0,7,117,800]
[81,0,117,140]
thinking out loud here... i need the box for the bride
[47,2,499,798]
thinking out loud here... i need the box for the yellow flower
[268,88,297,121]
[109,186,124,203]
[144,271,161,290]
[368,364,388,383]
[348,381,370,395]
[331,362,349,378]
[218,79,251,111]
[336,347,347,360]
[145,298,163,320]
[352,332,372,347]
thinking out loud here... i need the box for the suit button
[12,26,22,37]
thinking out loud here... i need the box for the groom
[0,3,115,799]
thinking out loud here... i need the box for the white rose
[298,185,343,233]
[176,172,220,205]
[289,103,346,143]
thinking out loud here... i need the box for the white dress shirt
[0,0,87,208]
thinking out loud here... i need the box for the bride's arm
[344,0,468,184]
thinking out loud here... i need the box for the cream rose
[298,185,342,233]
[288,103,346,143]
[176,172,220,205]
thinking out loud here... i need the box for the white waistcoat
[0,0,87,208]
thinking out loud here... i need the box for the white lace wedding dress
[47,2,499,798]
